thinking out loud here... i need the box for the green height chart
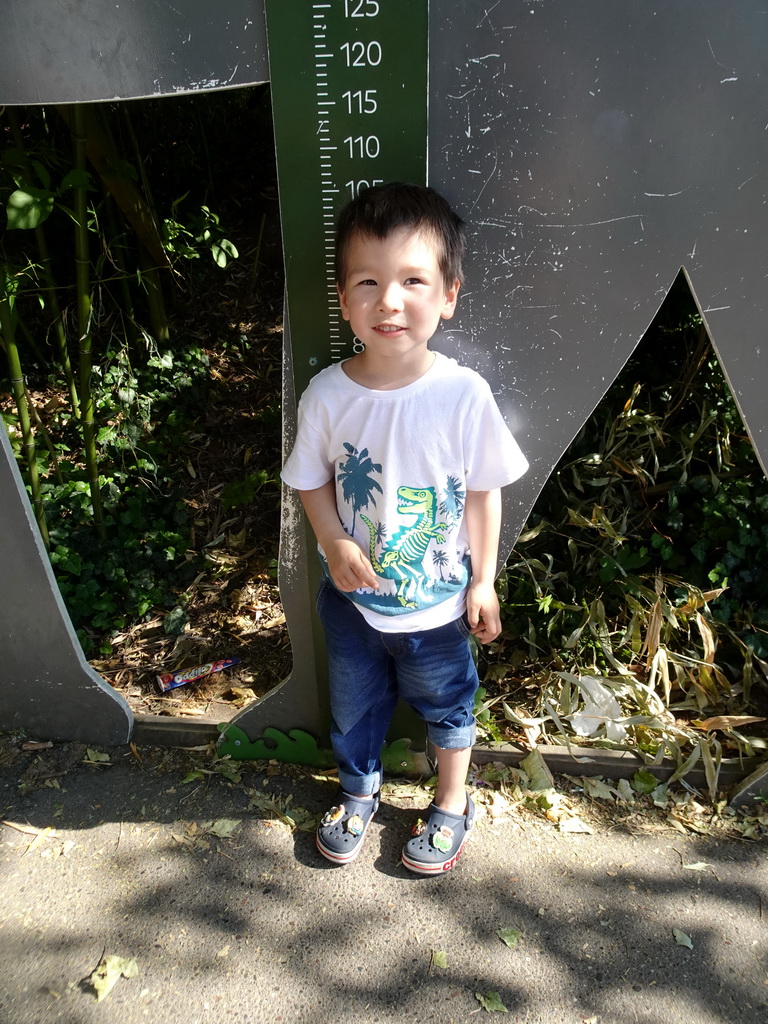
[266,0,429,400]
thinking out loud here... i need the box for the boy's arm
[298,481,380,592]
[464,488,503,643]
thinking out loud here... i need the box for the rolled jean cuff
[337,767,381,797]
[428,720,476,750]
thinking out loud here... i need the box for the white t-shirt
[281,352,529,632]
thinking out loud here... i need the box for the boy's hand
[467,581,502,643]
[324,537,380,592]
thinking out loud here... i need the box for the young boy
[281,182,528,873]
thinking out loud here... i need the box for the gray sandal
[401,794,475,875]
[316,789,380,865]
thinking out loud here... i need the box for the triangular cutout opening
[493,271,768,749]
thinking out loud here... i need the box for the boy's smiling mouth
[375,323,406,334]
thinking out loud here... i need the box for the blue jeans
[316,579,478,796]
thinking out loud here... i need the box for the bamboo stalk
[103,195,139,353]
[71,103,106,539]
[6,107,80,417]
[0,266,50,546]
[138,247,170,347]
[25,383,65,486]
[121,105,170,346]
[55,104,170,270]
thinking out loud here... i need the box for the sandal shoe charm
[346,814,364,837]
[411,818,427,838]
[431,826,454,854]
[321,803,345,828]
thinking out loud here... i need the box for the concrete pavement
[0,737,766,1024]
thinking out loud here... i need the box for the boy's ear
[441,279,461,320]
[337,281,350,321]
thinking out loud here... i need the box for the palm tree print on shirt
[432,549,449,580]
[337,443,383,534]
[439,475,466,523]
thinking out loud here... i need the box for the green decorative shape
[217,724,427,777]
[380,737,422,775]
[217,724,334,766]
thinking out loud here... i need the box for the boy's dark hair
[335,182,465,287]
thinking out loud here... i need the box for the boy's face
[337,227,460,363]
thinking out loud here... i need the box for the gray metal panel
[3,0,768,752]
[428,0,768,555]
[0,426,132,744]
[0,0,268,104]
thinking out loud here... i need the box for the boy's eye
[405,277,423,285]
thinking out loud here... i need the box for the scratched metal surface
[428,0,768,554]
[0,0,268,104]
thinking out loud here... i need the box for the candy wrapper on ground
[156,658,240,692]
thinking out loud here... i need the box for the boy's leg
[434,745,473,815]
[316,580,398,796]
[390,615,478,873]
[391,613,478,786]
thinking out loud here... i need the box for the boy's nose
[378,283,404,311]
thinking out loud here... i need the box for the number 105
[345,179,383,198]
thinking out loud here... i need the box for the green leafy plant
[163,197,239,267]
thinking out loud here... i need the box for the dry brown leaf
[677,588,727,613]
[2,820,46,835]
[695,715,766,732]
[694,612,717,665]
[25,826,55,854]
[87,955,139,1001]
[262,613,286,629]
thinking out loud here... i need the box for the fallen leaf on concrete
[683,861,714,872]
[482,789,514,819]
[558,816,594,834]
[631,770,657,795]
[581,776,615,801]
[475,991,508,1013]
[616,778,634,803]
[651,784,669,809]
[2,820,49,836]
[207,819,241,839]
[247,789,320,832]
[519,749,554,792]
[431,950,448,969]
[86,955,139,1001]
[84,749,111,765]
[673,928,693,949]
[25,826,55,854]
[497,928,523,948]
